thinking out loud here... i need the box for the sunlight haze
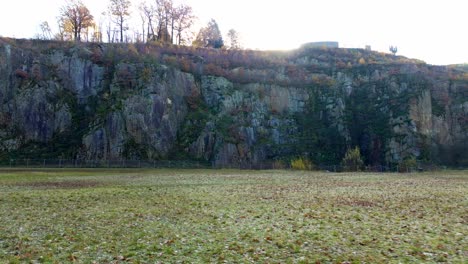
[0,0,466,65]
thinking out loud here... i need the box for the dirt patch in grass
[338,199,378,207]
[16,180,105,189]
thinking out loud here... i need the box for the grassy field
[0,169,466,263]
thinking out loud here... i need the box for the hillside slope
[0,38,467,166]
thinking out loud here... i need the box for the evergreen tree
[226,29,241,50]
[193,19,224,48]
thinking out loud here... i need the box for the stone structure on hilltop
[301,41,339,49]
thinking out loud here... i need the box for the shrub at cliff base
[398,156,418,172]
[341,147,364,171]
[290,157,314,170]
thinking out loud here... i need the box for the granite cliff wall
[0,38,466,166]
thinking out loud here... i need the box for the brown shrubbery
[14,69,29,79]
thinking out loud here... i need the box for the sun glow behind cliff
[0,0,466,65]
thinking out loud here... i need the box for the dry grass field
[0,169,466,263]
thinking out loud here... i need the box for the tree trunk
[171,18,175,44]
[76,27,81,42]
[142,21,145,43]
[120,17,124,42]
[177,30,181,45]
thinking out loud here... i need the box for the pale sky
[0,0,466,65]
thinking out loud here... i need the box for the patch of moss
[0,85,92,163]
[169,93,213,160]
[215,115,237,143]
[431,97,445,117]
[285,88,348,165]
[178,109,210,148]
[0,130,82,162]
[122,138,149,159]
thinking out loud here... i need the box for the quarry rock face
[0,39,466,166]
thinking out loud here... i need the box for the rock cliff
[0,38,467,167]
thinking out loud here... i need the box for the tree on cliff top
[193,19,224,48]
[38,21,53,40]
[139,0,195,45]
[59,0,94,42]
[226,29,242,50]
[109,0,131,42]
[173,4,196,45]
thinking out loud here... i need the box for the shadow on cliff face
[436,142,468,167]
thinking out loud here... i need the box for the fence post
[43,159,46,168]
[26,159,29,168]
[9,159,12,168]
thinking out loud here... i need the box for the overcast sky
[0,0,466,65]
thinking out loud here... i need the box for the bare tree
[59,0,94,42]
[154,0,171,43]
[139,2,156,41]
[108,0,131,42]
[139,0,195,44]
[389,45,398,56]
[173,4,195,45]
[39,21,53,40]
[138,7,147,42]
[101,12,113,43]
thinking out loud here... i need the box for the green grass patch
[0,169,466,263]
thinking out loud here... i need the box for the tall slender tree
[138,5,147,42]
[109,0,131,42]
